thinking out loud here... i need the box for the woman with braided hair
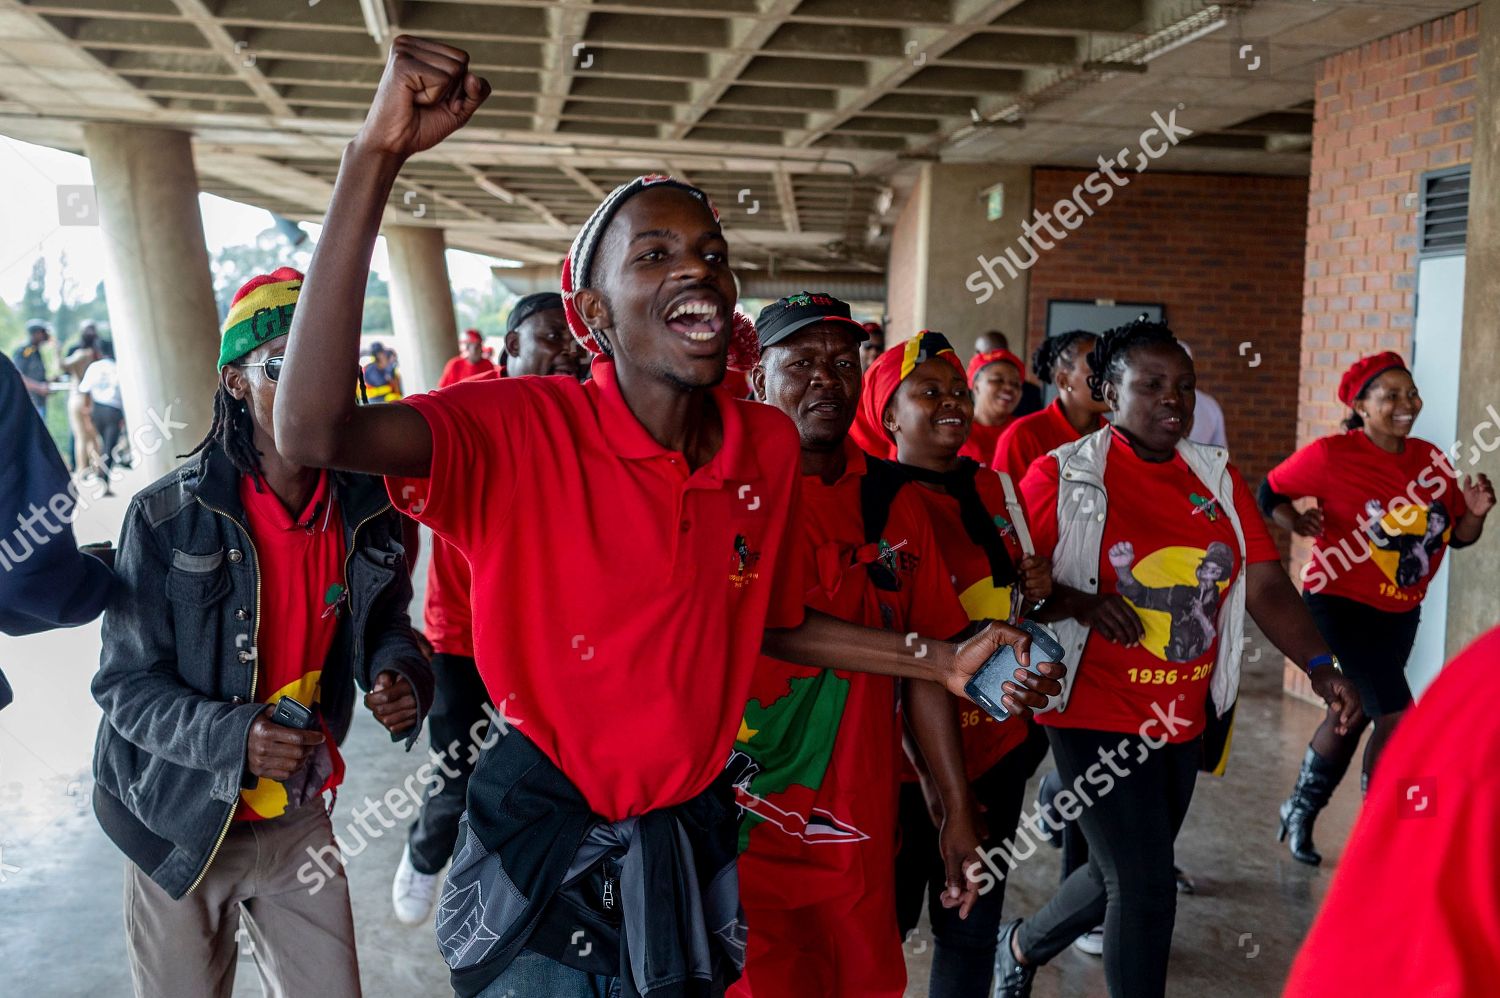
[991,319,1362,998]
[990,330,1110,479]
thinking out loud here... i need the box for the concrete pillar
[1447,0,1500,654]
[82,123,219,482]
[384,225,458,394]
[885,162,1033,354]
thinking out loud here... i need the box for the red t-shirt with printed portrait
[1022,431,1280,741]
[1265,430,1463,612]
[737,439,969,910]
[907,469,1034,779]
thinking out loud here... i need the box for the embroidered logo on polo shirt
[321,582,347,619]
[1189,492,1221,522]
[730,533,762,589]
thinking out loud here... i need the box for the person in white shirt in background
[77,341,124,495]
[1180,342,1228,448]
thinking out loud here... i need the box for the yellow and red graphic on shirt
[240,671,342,820]
[957,576,1014,625]
[1362,499,1452,594]
[1114,544,1233,663]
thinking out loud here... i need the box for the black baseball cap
[754,292,868,349]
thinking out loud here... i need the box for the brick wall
[1287,7,1477,701]
[1023,167,1308,488]
[1299,6,1478,443]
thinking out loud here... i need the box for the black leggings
[406,653,493,874]
[1016,727,1200,998]
[895,722,1049,998]
[91,402,123,473]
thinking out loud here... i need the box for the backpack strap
[858,456,913,591]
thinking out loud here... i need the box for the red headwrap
[1337,351,1407,408]
[967,348,1025,387]
[850,331,965,459]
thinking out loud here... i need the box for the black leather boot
[1277,747,1345,865]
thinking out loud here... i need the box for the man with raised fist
[274,36,1061,998]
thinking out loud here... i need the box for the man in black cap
[504,292,584,379]
[12,319,52,418]
[736,293,988,998]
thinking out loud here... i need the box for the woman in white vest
[992,319,1362,998]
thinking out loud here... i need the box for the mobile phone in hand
[268,695,315,730]
[964,620,1065,722]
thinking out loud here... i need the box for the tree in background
[18,256,49,328]
[454,282,514,340]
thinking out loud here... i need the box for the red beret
[967,348,1025,386]
[463,328,483,344]
[1337,351,1406,408]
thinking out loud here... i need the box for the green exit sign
[985,183,1005,221]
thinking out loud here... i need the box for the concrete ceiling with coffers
[0,0,1477,271]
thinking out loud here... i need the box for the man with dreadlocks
[272,36,1061,998]
[91,267,433,998]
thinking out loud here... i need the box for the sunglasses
[239,356,284,382]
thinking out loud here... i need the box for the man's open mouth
[664,298,724,341]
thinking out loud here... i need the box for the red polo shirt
[439,355,497,389]
[236,470,347,821]
[906,470,1033,779]
[1022,431,1279,740]
[992,400,1105,481]
[1285,625,1500,996]
[1265,430,1463,612]
[388,359,807,820]
[958,420,1006,468]
[423,365,498,657]
[424,535,474,658]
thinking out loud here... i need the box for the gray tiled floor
[1,461,1361,997]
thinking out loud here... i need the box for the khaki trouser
[67,390,102,475]
[123,801,362,998]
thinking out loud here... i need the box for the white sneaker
[391,846,440,925]
[1073,925,1104,956]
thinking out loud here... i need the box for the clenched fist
[1107,540,1135,572]
[356,36,491,161]
[365,670,419,734]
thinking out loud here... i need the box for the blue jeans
[474,949,619,998]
